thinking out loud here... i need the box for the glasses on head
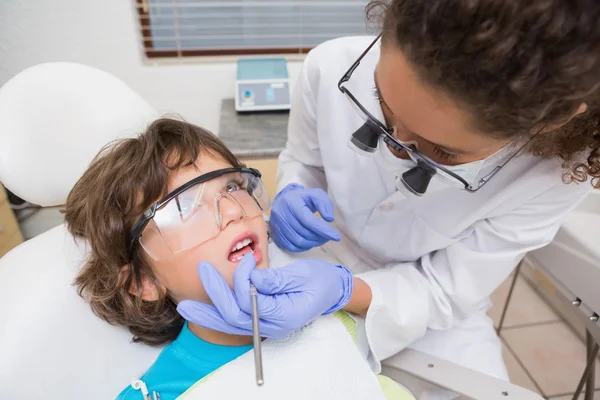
[338,34,534,196]
[128,167,271,262]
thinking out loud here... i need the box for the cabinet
[0,184,24,258]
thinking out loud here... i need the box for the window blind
[137,0,372,57]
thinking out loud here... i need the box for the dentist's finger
[270,228,306,253]
[197,262,252,328]
[279,213,325,244]
[232,253,256,313]
[270,209,321,251]
[306,188,335,222]
[177,300,253,336]
[275,219,321,250]
[298,206,341,242]
[178,299,287,339]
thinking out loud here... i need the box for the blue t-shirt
[117,323,253,400]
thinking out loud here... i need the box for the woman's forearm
[343,277,373,318]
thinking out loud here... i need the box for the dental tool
[250,282,264,386]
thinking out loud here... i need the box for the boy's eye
[226,181,243,193]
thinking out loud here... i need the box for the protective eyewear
[337,34,533,196]
[128,167,271,261]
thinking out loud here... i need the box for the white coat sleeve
[355,180,592,367]
[276,53,328,193]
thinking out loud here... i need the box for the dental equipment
[250,283,264,386]
[235,58,291,112]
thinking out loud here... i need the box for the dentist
[178,0,600,393]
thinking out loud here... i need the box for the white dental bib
[178,312,414,400]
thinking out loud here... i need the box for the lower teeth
[231,249,254,262]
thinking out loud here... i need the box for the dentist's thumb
[232,253,257,312]
[250,264,308,295]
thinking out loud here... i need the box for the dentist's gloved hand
[177,253,354,339]
[270,183,341,252]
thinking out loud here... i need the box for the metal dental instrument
[250,283,264,386]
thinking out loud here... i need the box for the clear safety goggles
[337,34,535,196]
[128,168,271,261]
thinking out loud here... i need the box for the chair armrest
[382,349,543,400]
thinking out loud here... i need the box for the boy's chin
[255,261,269,270]
[256,246,269,269]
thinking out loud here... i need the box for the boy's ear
[120,265,165,301]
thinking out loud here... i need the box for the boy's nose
[216,194,245,229]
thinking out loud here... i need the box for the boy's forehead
[168,155,233,190]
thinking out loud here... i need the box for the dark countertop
[219,98,289,158]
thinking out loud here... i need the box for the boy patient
[64,118,272,399]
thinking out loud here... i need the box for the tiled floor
[489,273,600,399]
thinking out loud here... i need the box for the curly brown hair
[367,0,600,185]
[64,118,244,346]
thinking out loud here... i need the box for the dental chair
[0,62,543,400]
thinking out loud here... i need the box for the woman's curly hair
[367,0,600,185]
[64,118,243,346]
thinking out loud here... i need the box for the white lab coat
[277,36,592,395]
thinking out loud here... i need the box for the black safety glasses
[127,167,262,260]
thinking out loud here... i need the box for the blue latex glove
[177,253,354,339]
[269,183,342,252]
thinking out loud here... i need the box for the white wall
[0,0,302,134]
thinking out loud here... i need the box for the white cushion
[0,63,162,399]
[0,62,157,206]
[0,225,163,399]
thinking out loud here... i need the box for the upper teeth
[232,238,252,252]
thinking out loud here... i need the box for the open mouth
[228,232,258,263]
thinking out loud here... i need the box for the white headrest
[0,62,157,206]
[0,225,163,399]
